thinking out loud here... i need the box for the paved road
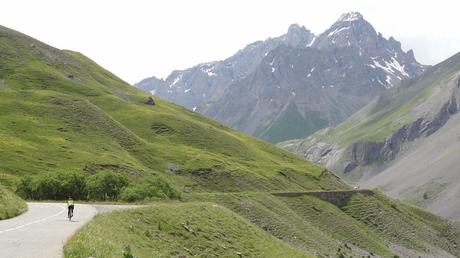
[0,202,138,258]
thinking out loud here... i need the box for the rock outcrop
[144,96,155,105]
[344,76,460,171]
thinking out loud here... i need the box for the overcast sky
[1,0,459,84]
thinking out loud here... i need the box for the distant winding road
[0,202,138,258]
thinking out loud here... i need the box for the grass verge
[0,184,27,220]
[64,202,311,258]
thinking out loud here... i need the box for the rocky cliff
[343,75,460,173]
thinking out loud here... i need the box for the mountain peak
[284,23,314,47]
[312,11,375,50]
[287,24,306,33]
[337,11,363,22]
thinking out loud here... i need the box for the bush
[16,171,87,200]
[16,176,34,199]
[15,170,179,202]
[86,171,128,200]
[120,176,180,202]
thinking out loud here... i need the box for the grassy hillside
[64,202,311,258]
[66,192,460,258]
[257,102,327,144]
[188,191,460,257]
[0,25,342,194]
[0,184,26,220]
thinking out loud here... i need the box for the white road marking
[0,205,66,234]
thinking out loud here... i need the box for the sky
[0,0,459,84]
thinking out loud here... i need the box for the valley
[0,7,459,258]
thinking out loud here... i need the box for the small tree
[86,171,128,200]
[56,171,87,200]
[16,175,34,199]
[34,173,60,200]
[120,176,180,202]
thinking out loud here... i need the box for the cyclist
[67,197,75,220]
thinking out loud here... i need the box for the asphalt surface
[0,202,137,258]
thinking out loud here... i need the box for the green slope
[257,102,327,144]
[64,202,312,258]
[0,184,26,220]
[0,25,338,193]
[66,192,460,258]
[188,191,460,257]
[323,52,460,146]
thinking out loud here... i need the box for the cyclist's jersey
[67,200,74,207]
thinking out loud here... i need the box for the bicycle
[67,197,75,221]
[68,205,74,221]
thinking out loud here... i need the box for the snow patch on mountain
[386,75,393,87]
[372,57,410,79]
[307,36,317,47]
[328,27,350,37]
[389,57,409,77]
[170,74,183,88]
[201,65,217,77]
